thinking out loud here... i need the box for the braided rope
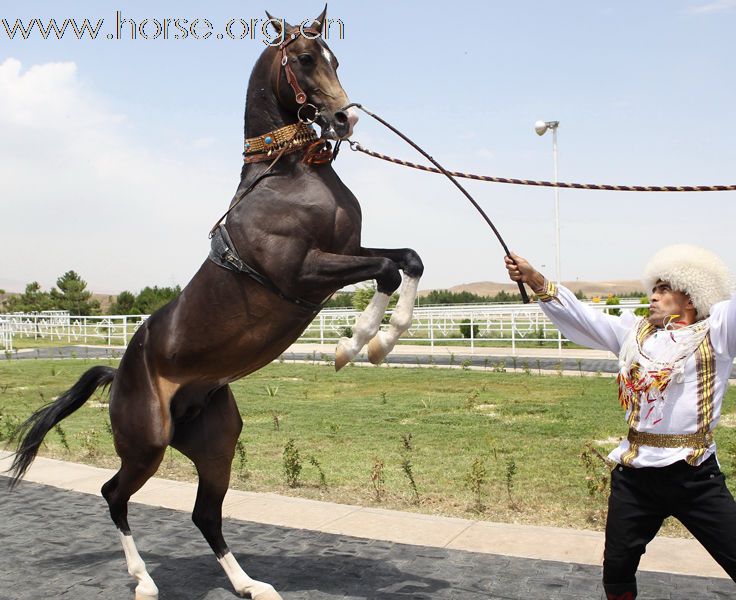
[350,142,736,192]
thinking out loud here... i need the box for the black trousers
[603,454,736,598]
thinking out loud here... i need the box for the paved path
[2,342,625,374]
[1,453,735,599]
[9,342,736,380]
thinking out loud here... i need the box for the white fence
[0,318,11,352]
[1,301,646,354]
[2,314,148,349]
[300,301,648,351]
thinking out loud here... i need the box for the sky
[1,0,735,295]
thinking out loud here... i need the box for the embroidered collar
[617,318,710,423]
[243,121,318,163]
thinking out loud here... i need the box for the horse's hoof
[367,332,392,365]
[334,338,352,371]
[249,582,283,600]
[134,591,158,600]
[334,347,349,371]
[254,589,283,600]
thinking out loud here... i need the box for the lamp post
[534,120,561,285]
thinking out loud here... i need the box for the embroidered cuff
[534,279,558,303]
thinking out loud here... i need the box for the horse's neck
[243,52,294,139]
[238,153,331,188]
[243,99,293,138]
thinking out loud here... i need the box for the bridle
[274,27,323,124]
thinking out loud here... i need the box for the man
[505,245,736,600]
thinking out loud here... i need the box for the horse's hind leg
[171,386,283,600]
[102,370,170,600]
[102,446,166,599]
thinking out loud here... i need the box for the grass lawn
[2,358,735,537]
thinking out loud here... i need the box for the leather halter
[275,27,322,106]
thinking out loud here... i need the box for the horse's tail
[6,365,117,489]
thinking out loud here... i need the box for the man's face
[647,280,695,327]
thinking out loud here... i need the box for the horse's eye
[297,53,315,66]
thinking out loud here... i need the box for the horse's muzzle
[322,107,358,140]
[335,107,359,138]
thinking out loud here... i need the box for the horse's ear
[310,4,328,34]
[265,11,290,35]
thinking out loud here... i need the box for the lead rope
[348,143,736,193]
[342,103,530,303]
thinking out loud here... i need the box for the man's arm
[505,252,633,354]
[704,297,736,358]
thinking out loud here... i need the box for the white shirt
[538,283,736,467]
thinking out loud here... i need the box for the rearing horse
[8,8,423,600]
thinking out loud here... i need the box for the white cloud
[688,0,736,13]
[476,147,496,160]
[0,58,233,293]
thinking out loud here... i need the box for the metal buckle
[297,103,319,124]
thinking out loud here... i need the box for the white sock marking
[368,275,420,363]
[119,531,158,598]
[389,276,419,332]
[218,551,279,598]
[336,291,390,362]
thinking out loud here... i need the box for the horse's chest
[331,203,361,252]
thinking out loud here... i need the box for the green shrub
[283,439,302,487]
[634,296,650,317]
[459,319,479,339]
[605,295,621,316]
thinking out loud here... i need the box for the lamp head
[534,120,548,136]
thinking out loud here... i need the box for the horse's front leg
[359,248,424,365]
[296,250,403,370]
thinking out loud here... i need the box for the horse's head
[267,7,358,140]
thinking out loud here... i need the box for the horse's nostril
[334,111,349,125]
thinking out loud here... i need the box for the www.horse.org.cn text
[0,11,346,44]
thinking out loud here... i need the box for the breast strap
[208,224,323,313]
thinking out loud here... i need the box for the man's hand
[504,253,547,294]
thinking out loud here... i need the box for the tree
[3,282,52,313]
[324,291,354,308]
[352,284,377,311]
[420,289,523,305]
[133,285,181,314]
[351,283,398,316]
[49,270,100,315]
[109,291,136,315]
